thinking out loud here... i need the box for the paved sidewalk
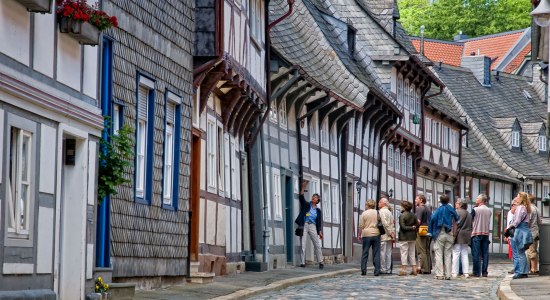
[498,273,550,300]
[135,264,358,300]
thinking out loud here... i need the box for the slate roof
[269,0,398,108]
[435,65,550,179]
[425,88,468,129]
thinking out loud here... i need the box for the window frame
[395,148,401,174]
[322,181,331,222]
[397,74,403,108]
[309,112,319,145]
[273,169,283,220]
[331,183,340,223]
[135,75,155,204]
[401,152,406,176]
[407,155,413,178]
[539,135,547,152]
[206,117,217,192]
[511,131,520,148]
[162,91,182,209]
[249,0,263,43]
[5,113,37,247]
[425,117,431,143]
[279,100,287,129]
[388,145,394,171]
[320,118,329,148]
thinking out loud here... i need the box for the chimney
[453,31,469,41]
[461,55,491,87]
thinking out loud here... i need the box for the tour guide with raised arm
[295,180,324,269]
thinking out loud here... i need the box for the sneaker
[410,271,417,276]
[451,274,457,279]
[319,264,324,270]
[434,276,444,280]
[482,273,488,277]
[299,264,305,268]
[399,271,407,276]
[462,274,469,278]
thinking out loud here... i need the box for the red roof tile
[503,43,531,74]
[462,31,524,68]
[411,39,464,66]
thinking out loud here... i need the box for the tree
[398,0,532,40]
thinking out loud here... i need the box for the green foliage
[398,0,532,40]
[97,118,133,204]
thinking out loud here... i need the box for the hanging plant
[97,118,133,205]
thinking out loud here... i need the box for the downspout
[459,129,468,198]
[377,117,402,202]
[258,0,295,265]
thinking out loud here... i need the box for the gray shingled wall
[103,0,194,278]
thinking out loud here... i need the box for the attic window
[511,130,520,148]
[347,25,357,55]
[539,135,547,152]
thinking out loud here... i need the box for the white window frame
[273,169,282,220]
[320,118,329,148]
[433,122,441,146]
[112,103,121,135]
[322,181,331,222]
[388,145,394,171]
[163,117,174,205]
[310,112,319,144]
[401,152,406,175]
[331,183,340,223]
[348,117,355,145]
[407,155,413,178]
[330,126,337,152]
[192,89,200,128]
[136,78,154,199]
[206,117,217,191]
[443,126,449,150]
[265,168,271,219]
[539,135,547,152]
[307,177,320,204]
[543,184,549,199]
[395,148,401,174]
[224,134,231,197]
[270,98,278,123]
[249,0,263,43]
[356,116,362,147]
[397,74,404,108]
[404,80,410,109]
[217,124,224,195]
[415,88,421,114]
[279,100,287,129]
[512,131,520,148]
[425,117,431,143]
[231,139,238,199]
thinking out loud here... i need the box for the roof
[410,29,531,74]
[425,88,468,129]
[435,65,550,178]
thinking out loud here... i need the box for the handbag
[418,225,429,237]
[377,211,386,236]
[504,226,515,238]
[295,227,304,236]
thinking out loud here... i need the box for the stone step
[190,261,200,273]
[94,267,113,284]
[187,272,215,284]
[109,283,135,300]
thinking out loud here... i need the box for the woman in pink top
[509,192,533,279]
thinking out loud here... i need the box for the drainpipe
[257,0,295,265]
[377,117,402,202]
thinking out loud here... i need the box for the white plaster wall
[39,124,56,193]
[216,204,227,246]
[82,46,98,98]
[310,148,319,172]
[433,148,441,164]
[199,197,205,244]
[289,138,298,164]
[270,142,280,166]
[442,152,450,168]
[237,209,242,252]
[332,226,339,248]
[424,145,431,160]
[205,199,216,244]
[226,206,232,252]
[57,34,82,91]
[0,1,30,65]
[321,152,330,176]
[0,109,3,183]
[451,155,459,171]
[36,206,54,274]
[330,154,338,179]
[323,226,332,248]
[33,12,55,77]
[347,151,353,174]
[354,154,361,177]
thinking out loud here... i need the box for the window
[539,135,547,152]
[404,80,410,109]
[348,117,355,144]
[321,118,329,148]
[310,112,318,144]
[135,77,154,201]
[388,145,394,171]
[207,118,217,190]
[425,118,431,142]
[192,90,200,128]
[331,184,340,223]
[356,116,362,146]
[433,122,440,146]
[330,126,337,152]
[401,153,406,176]
[231,139,238,199]
[7,126,34,238]
[322,181,331,222]
[347,25,357,54]
[112,103,122,135]
[544,185,549,199]
[217,125,224,194]
[265,169,271,219]
[273,171,282,220]
[249,0,262,42]
[224,135,231,197]
[163,103,175,205]
[415,89,421,115]
[511,131,520,148]
[395,149,401,174]
[462,132,468,148]
[443,126,449,150]
[397,75,403,107]
[407,155,413,178]
[279,100,287,128]
[270,98,277,123]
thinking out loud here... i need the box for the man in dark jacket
[295,180,324,269]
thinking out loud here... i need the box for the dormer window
[347,24,357,55]
[539,125,547,153]
[511,120,522,150]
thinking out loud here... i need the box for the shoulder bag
[377,211,386,236]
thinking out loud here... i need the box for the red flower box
[56,0,117,45]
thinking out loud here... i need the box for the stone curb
[211,268,360,300]
[497,274,523,300]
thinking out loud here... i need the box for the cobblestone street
[251,264,510,300]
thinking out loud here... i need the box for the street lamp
[531,0,550,138]
[388,188,394,198]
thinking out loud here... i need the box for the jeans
[511,237,520,274]
[361,236,381,274]
[471,235,490,276]
[299,222,323,265]
[380,241,392,273]
[434,230,454,278]
[452,244,469,276]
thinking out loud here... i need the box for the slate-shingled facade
[99,0,194,288]
[433,60,550,253]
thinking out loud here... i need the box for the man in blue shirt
[295,180,324,269]
[429,194,459,280]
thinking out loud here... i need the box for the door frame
[190,129,202,261]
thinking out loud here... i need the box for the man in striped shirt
[471,194,492,277]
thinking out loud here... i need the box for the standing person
[506,201,517,270]
[415,194,432,274]
[379,198,395,274]
[452,198,472,278]
[398,201,418,276]
[509,192,533,279]
[471,194,492,277]
[359,199,381,276]
[527,194,541,275]
[295,180,324,269]
[429,195,459,280]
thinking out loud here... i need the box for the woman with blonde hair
[509,192,533,279]
[359,199,381,276]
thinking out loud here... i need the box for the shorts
[526,239,539,260]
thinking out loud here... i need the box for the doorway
[284,175,294,263]
[344,181,353,258]
[190,131,201,261]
